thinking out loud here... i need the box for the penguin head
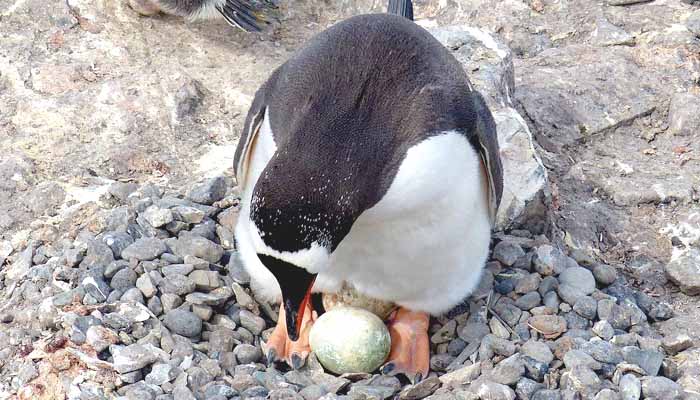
[248,169,361,340]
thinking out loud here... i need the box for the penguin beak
[257,254,317,341]
[282,275,316,341]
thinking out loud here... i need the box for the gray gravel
[0,178,692,400]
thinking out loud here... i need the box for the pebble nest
[0,177,695,400]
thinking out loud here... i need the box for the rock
[619,374,640,400]
[111,268,138,291]
[515,273,542,295]
[590,17,635,47]
[479,334,517,360]
[309,307,391,374]
[572,296,597,320]
[563,349,600,370]
[185,287,233,306]
[136,274,157,298]
[429,26,547,230]
[239,310,266,335]
[533,246,566,276]
[83,276,111,302]
[521,340,554,365]
[473,380,516,400]
[25,181,66,216]
[112,344,161,373]
[235,343,262,364]
[143,206,174,228]
[398,376,441,400]
[431,320,457,344]
[607,0,653,4]
[162,264,195,276]
[108,182,139,202]
[591,264,617,287]
[592,320,614,341]
[146,363,177,385]
[86,325,119,352]
[580,341,623,365]
[666,248,700,295]
[668,92,700,137]
[515,378,544,400]
[192,303,213,320]
[5,243,33,281]
[594,390,618,400]
[640,376,683,399]
[557,267,596,305]
[172,206,205,224]
[527,315,567,339]
[562,365,601,395]
[189,270,221,291]
[661,333,693,355]
[230,284,254,312]
[172,233,224,263]
[206,384,237,398]
[173,386,197,400]
[622,347,663,376]
[493,241,525,266]
[187,177,227,205]
[161,293,183,312]
[597,299,631,330]
[102,232,135,259]
[161,274,196,296]
[516,292,542,310]
[531,390,562,400]
[439,362,481,386]
[490,354,525,385]
[688,10,700,37]
[163,309,202,337]
[634,292,673,321]
[121,238,167,261]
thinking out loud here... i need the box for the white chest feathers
[234,116,492,316]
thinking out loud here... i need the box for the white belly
[235,117,492,316]
[315,132,491,315]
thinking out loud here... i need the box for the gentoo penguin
[127,0,279,32]
[233,0,503,381]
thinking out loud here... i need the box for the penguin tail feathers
[216,0,280,32]
[387,0,413,20]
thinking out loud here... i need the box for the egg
[309,306,391,375]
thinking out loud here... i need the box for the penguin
[233,0,503,382]
[127,0,280,32]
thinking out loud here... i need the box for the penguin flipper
[234,90,267,188]
[387,0,413,20]
[471,91,504,225]
[217,0,278,32]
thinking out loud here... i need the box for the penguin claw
[290,353,306,370]
[265,348,278,366]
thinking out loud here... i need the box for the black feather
[387,0,413,20]
[216,0,278,32]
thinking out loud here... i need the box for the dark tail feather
[217,0,279,32]
[387,0,413,20]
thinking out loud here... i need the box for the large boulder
[428,25,548,231]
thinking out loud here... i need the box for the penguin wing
[234,91,267,189]
[471,91,504,225]
[217,0,278,32]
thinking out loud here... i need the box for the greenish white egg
[309,306,391,375]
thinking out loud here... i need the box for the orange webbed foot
[380,307,430,383]
[262,303,316,369]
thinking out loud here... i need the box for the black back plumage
[234,13,503,253]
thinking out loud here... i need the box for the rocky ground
[1,0,700,399]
